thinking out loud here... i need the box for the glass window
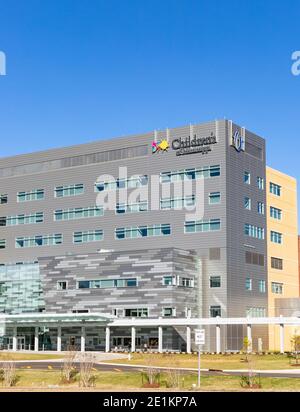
[257,202,264,215]
[73,230,103,243]
[160,165,220,183]
[245,278,252,291]
[115,224,171,239]
[271,231,282,244]
[270,206,282,220]
[244,197,251,210]
[0,194,8,204]
[95,175,148,192]
[180,278,193,287]
[210,276,221,288]
[244,171,251,184]
[78,281,90,289]
[244,224,265,239]
[209,192,221,204]
[54,184,84,197]
[125,278,137,287]
[270,182,281,196]
[99,279,114,288]
[57,281,67,290]
[15,234,62,248]
[246,307,266,318]
[163,276,174,286]
[184,219,221,233]
[160,196,195,210]
[116,201,148,214]
[54,206,102,221]
[0,239,6,249]
[257,177,264,190]
[162,307,175,317]
[0,217,6,226]
[210,305,221,317]
[125,308,148,317]
[17,189,44,202]
[6,212,44,226]
[271,282,283,294]
[271,257,283,270]
[259,280,266,293]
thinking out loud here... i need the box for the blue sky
[0,0,299,179]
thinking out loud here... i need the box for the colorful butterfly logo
[152,139,170,153]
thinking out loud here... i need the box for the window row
[58,275,195,291]
[54,206,103,221]
[184,219,221,233]
[0,212,44,226]
[160,195,195,210]
[115,224,171,239]
[246,307,266,318]
[77,278,137,289]
[160,165,220,183]
[16,234,62,248]
[244,197,264,215]
[244,224,265,239]
[163,275,194,288]
[15,231,103,248]
[245,278,266,293]
[95,175,148,192]
[0,219,225,249]
[112,307,177,318]
[0,194,222,224]
[244,172,264,190]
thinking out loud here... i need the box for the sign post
[194,329,205,388]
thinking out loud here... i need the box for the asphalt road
[13,361,300,378]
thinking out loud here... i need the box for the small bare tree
[240,338,261,388]
[79,353,96,387]
[242,337,252,362]
[165,360,182,389]
[290,335,300,365]
[141,350,160,387]
[1,360,18,387]
[61,345,78,383]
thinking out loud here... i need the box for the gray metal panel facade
[0,119,268,349]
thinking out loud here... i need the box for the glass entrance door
[7,337,13,350]
[17,336,25,350]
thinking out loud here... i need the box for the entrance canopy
[0,312,114,327]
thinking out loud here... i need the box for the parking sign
[195,329,205,345]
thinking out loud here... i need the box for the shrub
[1,361,19,387]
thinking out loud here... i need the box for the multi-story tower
[266,167,299,350]
[0,120,269,351]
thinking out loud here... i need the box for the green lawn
[106,352,299,370]
[0,352,62,361]
[0,369,300,391]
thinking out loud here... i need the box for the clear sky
[0,1,299,185]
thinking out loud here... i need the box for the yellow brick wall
[266,167,299,351]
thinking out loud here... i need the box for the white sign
[195,329,205,345]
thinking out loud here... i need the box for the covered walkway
[1,313,300,353]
